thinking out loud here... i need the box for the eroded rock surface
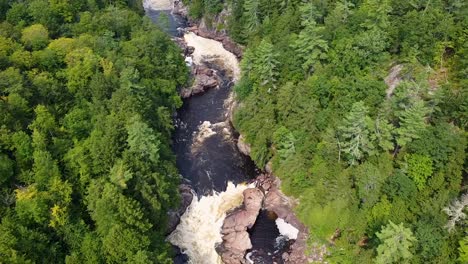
[180,64,220,98]
[219,188,264,264]
[258,175,309,264]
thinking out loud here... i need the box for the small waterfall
[184,32,241,81]
[167,182,254,264]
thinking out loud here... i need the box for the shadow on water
[247,210,291,264]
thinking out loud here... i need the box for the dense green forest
[0,0,188,262]
[185,0,467,262]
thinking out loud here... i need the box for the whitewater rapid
[184,32,241,81]
[143,0,172,10]
[143,1,258,262]
[167,182,253,264]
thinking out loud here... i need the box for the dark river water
[146,8,286,263]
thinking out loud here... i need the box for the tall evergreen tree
[376,221,416,264]
[243,0,259,36]
[253,39,280,88]
[291,20,328,75]
[396,100,429,148]
[338,101,375,165]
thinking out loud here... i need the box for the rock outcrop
[166,184,194,235]
[180,64,220,98]
[385,64,403,99]
[216,174,309,264]
[237,135,251,156]
[218,188,264,264]
[173,0,188,17]
[257,174,309,264]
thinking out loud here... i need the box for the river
[145,3,287,263]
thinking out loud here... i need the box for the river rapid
[145,2,289,263]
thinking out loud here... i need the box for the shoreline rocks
[236,135,251,157]
[217,173,309,264]
[256,175,309,264]
[218,188,264,264]
[180,64,220,98]
[166,184,194,235]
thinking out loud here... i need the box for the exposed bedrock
[180,64,220,98]
[218,188,264,264]
[257,174,309,264]
[217,174,309,264]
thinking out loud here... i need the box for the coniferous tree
[254,39,280,88]
[338,101,375,165]
[376,221,416,264]
[243,0,259,36]
[291,20,328,75]
[396,100,429,148]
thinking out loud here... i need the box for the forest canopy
[183,0,467,262]
[0,0,188,262]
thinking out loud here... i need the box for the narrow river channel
[145,3,287,263]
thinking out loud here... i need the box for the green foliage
[291,20,328,75]
[395,100,430,148]
[190,0,468,262]
[126,117,161,164]
[338,101,374,165]
[355,161,388,208]
[21,24,49,51]
[0,154,14,185]
[405,154,433,190]
[459,236,468,263]
[243,0,260,36]
[376,221,416,264]
[242,38,280,88]
[273,126,296,162]
[0,1,187,262]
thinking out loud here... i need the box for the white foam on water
[167,182,253,264]
[184,32,241,81]
[143,0,173,10]
[245,252,254,264]
[275,218,299,240]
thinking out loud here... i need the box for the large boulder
[243,188,263,212]
[180,65,220,98]
[219,188,264,264]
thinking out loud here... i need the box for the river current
[145,4,285,263]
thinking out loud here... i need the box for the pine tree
[254,39,280,87]
[442,193,468,232]
[243,0,259,36]
[291,20,328,74]
[338,101,375,165]
[376,221,416,264]
[372,116,394,152]
[396,100,429,147]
